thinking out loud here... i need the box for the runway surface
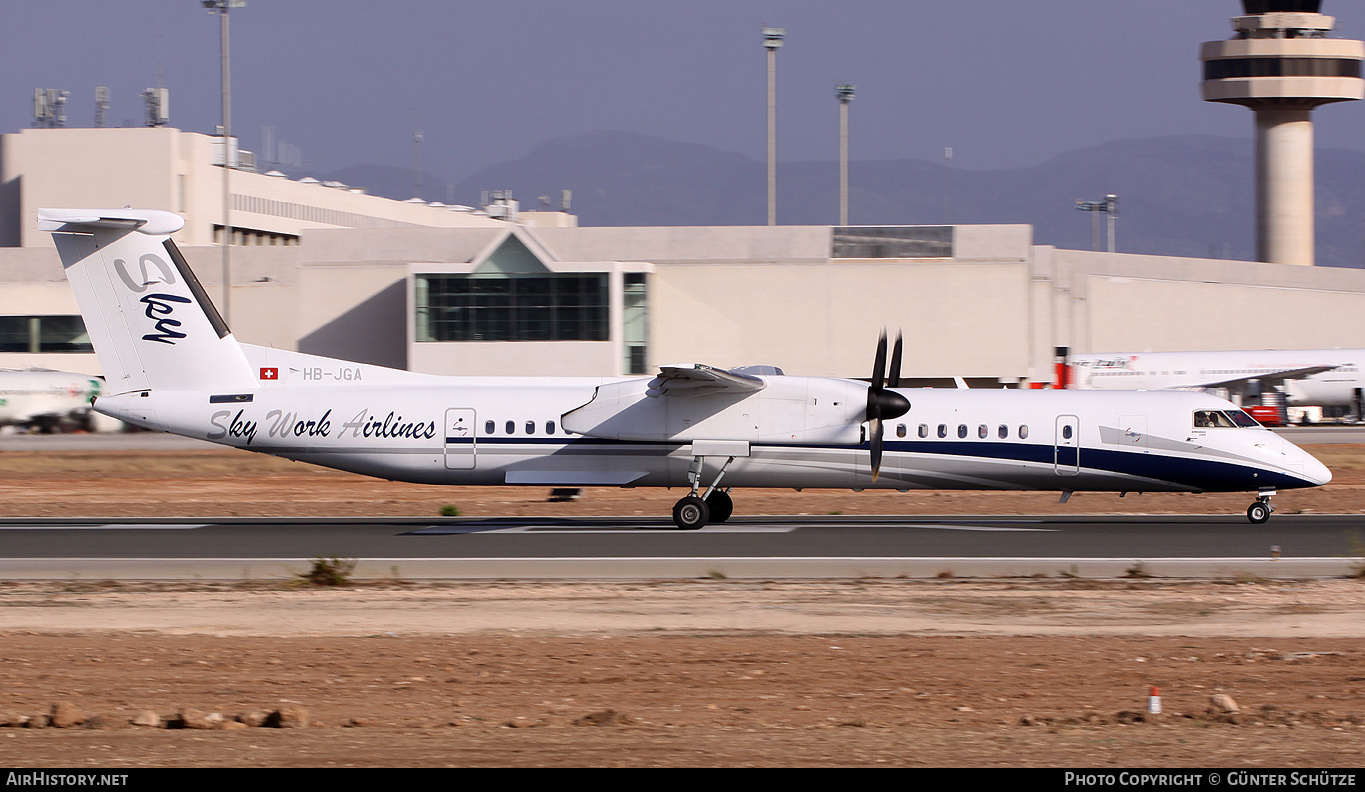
[1,514,1360,580]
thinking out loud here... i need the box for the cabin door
[444,408,477,469]
[1053,414,1080,476]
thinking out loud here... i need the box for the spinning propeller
[866,330,910,481]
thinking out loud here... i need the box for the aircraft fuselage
[94,373,1326,495]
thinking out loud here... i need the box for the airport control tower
[1201,1,1363,266]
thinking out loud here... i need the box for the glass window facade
[622,273,648,374]
[1204,58,1361,81]
[0,316,93,353]
[415,273,610,343]
[833,226,953,258]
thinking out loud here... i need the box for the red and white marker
[1147,686,1162,714]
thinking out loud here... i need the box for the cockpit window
[1193,410,1237,428]
[1225,410,1260,428]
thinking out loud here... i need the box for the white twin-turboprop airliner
[40,208,1331,526]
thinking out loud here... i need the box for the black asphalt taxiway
[0,514,1360,580]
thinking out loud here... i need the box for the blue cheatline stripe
[884,440,1310,491]
[443,436,1315,492]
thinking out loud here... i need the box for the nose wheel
[1247,491,1275,524]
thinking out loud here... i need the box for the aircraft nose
[1303,451,1333,486]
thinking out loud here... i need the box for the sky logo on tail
[139,293,191,344]
[113,254,176,293]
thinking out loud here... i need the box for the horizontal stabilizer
[38,208,185,235]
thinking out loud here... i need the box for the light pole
[836,83,854,226]
[943,147,953,224]
[203,0,244,324]
[763,26,784,226]
[1075,194,1118,253]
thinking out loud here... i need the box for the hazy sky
[5,1,1365,179]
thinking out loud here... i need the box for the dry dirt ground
[2,443,1365,519]
[0,445,1363,768]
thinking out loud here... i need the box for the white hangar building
[5,127,1365,387]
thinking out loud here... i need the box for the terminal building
[5,125,1365,388]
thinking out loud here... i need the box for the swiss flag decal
[259,368,279,380]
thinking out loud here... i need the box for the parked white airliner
[41,208,1331,526]
[0,368,103,432]
[1070,350,1364,408]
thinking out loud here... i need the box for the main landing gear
[671,454,737,529]
[1246,488,1275,524]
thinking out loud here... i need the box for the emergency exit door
[444,408,476,469]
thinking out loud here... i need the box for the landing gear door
[1054,414,1080,476]
[444,408,476,470]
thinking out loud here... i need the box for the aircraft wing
[1198,364,1339,389]
[563,364,780,441]
[646,364,767,398]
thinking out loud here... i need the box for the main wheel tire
[705,490,734,523]
[672,496,710,530]
[1247,501,1271,524]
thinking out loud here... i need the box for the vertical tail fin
[40,209,254,395]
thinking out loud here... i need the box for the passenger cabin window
[896,424,906,438]
[1019,425,1029,440]
[526,420,535,435]
[505,420,515,434]
[937,424,947,438]
[484,420,494,434]
[546,420,556,434]
[918,424,928,438]
[1062,425,1073,440]
[957,424,968,439]
[978,424,988,439]
[998,424,1008,439]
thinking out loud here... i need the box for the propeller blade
[888,332,903,390]
[865,331,908,482]
[871,329,887,392]
[869,417,883,481]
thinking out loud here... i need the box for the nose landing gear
[1247,488,1275,524]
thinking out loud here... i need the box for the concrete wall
[2,127,183,247]
[1048,248,1365,355]
[0,127,514,249]
[409,340,619,378]
[954,224,1032,261]
[535,225,834,264]
[296,266,409,368]
[11,217,1365,386]
[651,260,1033,380]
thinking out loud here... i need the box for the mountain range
[313,130,1365,269]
